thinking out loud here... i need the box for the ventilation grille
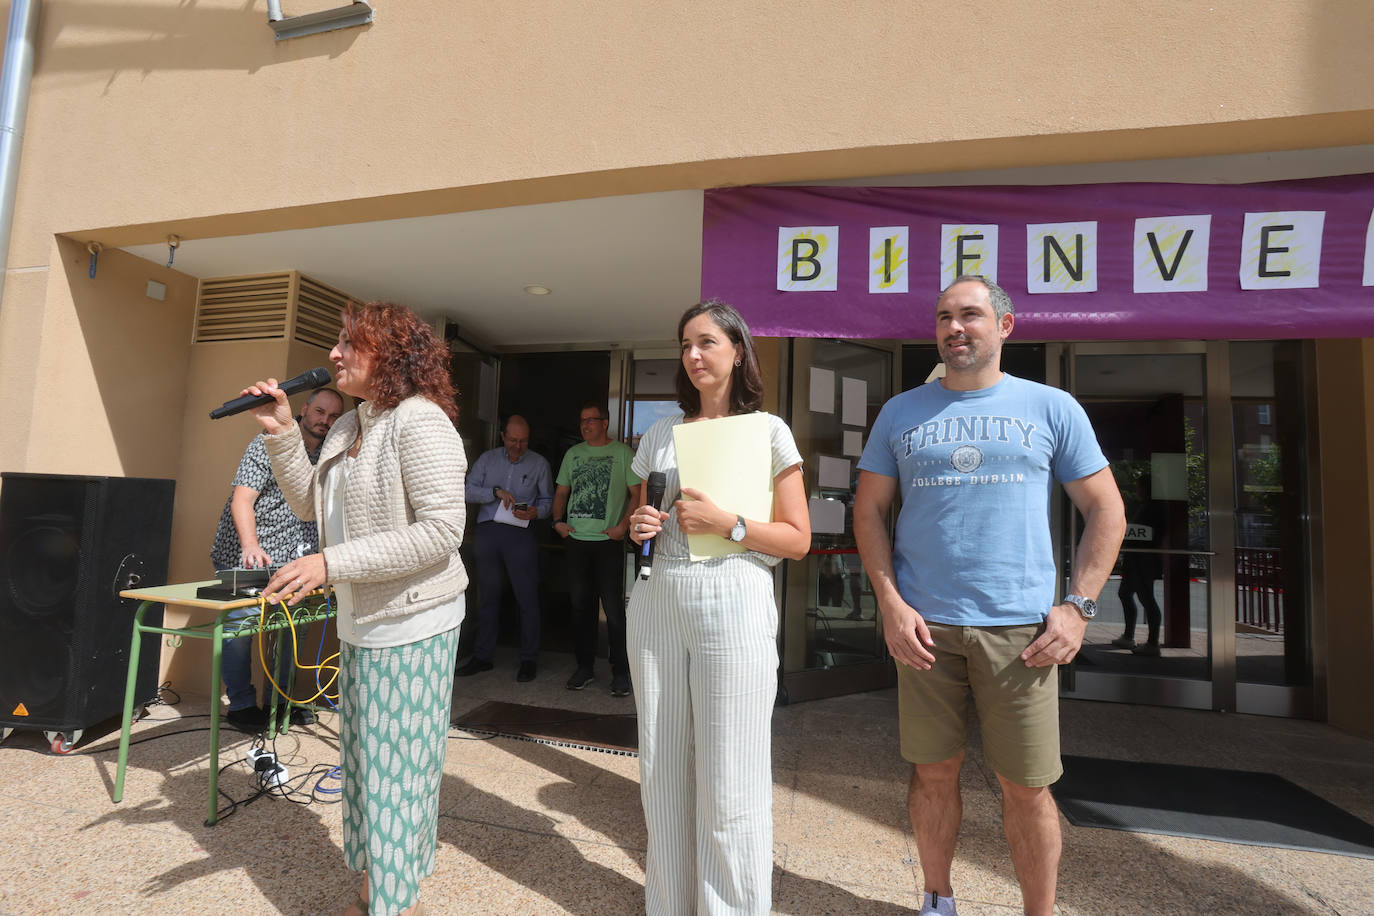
[193,271,351,347]
[193,273,291,342]
[295,276,349,349]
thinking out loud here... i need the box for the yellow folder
[671,413,774,561]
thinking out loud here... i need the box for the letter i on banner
[940,225,998,285]
[869,227,908,293]
[1134,215,1210,293]
[778,227,839,291]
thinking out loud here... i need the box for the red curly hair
[342,301,459,421]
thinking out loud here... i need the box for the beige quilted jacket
[264,395,468,626]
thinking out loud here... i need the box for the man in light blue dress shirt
[460,415,554,681]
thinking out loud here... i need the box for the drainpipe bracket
[270,2,374,41]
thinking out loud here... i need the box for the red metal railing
[1235,547,1283,633]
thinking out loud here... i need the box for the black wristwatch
[492,486,500,500]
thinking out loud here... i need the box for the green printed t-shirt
[556,440,640,541]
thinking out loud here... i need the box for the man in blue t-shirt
[855,276,1125,916]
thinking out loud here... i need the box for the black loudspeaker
[0,473,175,737]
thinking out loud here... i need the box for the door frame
[1061,340,1236,712]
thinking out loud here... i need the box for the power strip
[246,747,289,788]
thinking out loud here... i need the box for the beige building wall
[1,1,1372,724]
[1315,341,1374,738]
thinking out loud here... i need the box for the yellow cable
[256,595,341,706]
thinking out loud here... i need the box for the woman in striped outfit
[627,300,810,914]
[244,301,467,916]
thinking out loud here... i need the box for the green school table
[111,581,334,826]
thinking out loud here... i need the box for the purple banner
[701,174,1374,340]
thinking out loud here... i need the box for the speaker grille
[0,474,174,733]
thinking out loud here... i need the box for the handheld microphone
[638,471,667,580]
[209,367,333,420]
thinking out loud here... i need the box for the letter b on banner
[778,226,838,291]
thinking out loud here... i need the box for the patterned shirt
[209,433,324,570]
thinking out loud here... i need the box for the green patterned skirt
[339,625,460,916]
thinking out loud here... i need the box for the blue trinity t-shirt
[857,374,1107,626]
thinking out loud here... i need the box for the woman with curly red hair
[242,301,467,916]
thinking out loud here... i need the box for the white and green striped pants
[339,625,460,916]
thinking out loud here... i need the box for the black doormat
[452,701,638,756]
[1051,755,1374,859]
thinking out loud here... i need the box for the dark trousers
[1118,556,1162,644]
[566,536,628,676]
[473,521,542,662]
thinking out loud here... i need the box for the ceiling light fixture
[523,285,551,296]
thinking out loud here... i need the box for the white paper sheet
[841,377,867,426]
[843,430,863,457]
[818,455,851,490]
[808,497,846,534]
[493,501,530,528]
[809,366,835,414]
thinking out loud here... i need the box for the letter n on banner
[778,227,838,291]
[1240,211,1325,289]
[869,227,908,293]
[940,225,998,286]
[1134,215,1210,293]
[1027,221,1097,293]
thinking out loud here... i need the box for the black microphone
[638,471,667,579]
[209,367,333,420]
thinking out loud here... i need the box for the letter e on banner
[778,226,838,291]
[1240,211,1324,290]
[869,227,908,293]
[1027,221,1098,293]
[1364,209,1374,287]
[941,225,998,286]
[1134,215,1210,293]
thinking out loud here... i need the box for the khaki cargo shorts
[896,620,1062,787]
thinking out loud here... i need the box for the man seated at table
[209,387,344,731]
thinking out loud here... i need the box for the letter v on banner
[1134,215,1211,292]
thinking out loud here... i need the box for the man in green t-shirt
[553,401,641,696]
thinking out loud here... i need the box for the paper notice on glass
[842,377,867,426]
[809,366,835,414]
[672,413,774,561]
[809,497,846,534]
[843,430,862,456]
[817,455,851,490]
[493,501,530,528]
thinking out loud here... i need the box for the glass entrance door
[1067,344,1218,709]
[780,338,895,702]
[1063,341,1314,716]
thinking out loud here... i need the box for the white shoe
[919,891,958,915]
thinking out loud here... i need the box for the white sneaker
[919,890,958,915]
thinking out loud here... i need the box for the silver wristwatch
[729,515,747,542]
[1063,594,1097,619]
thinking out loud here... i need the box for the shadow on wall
[50,236,197,479]
[36,1,367,80]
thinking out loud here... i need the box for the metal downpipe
[0,0,41,314]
